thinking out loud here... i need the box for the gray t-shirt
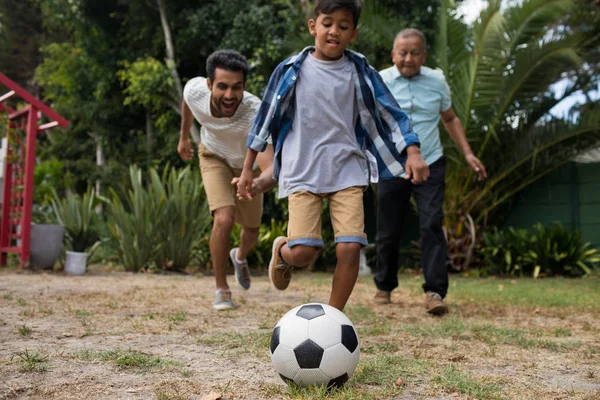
[278,54,368,198]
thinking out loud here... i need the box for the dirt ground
[0,267,599,400]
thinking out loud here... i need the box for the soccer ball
[270,303,360,388]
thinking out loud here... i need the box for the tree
[433,0,600,270]
[0,0,42,92]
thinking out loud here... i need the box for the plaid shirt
[246,46,419,181]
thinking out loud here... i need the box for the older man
[374,28,487,314]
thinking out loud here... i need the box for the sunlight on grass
[433,365,502,400]
[398,318,584,352]
[397,274,600,310]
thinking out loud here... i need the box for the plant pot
[65,250,88,275]
[29,224,65,269]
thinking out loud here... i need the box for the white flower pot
[65,251,88,275]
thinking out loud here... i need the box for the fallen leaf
[498,284,504,291]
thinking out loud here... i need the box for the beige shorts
[287,186,367,248]
[198,143,262,228]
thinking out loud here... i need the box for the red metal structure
[0,72,69,266]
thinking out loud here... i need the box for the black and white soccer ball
[270,303,360,388]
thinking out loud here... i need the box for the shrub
[106,166,212,272]
[50,188,103,254]
[106,167,167,272]
[480,223,599,277]
[154,167,211,271]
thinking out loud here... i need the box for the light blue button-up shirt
[379,65,452,168]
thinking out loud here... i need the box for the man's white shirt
[183,77,262,169]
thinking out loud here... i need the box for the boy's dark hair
[313,0,362,27]
[206,50,249,83]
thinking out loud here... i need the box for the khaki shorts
[287,187,367,248]
[198,143,262,228]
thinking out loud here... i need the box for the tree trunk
[91,133,105,213]
[156,0,200,144]
[157,0,182,99]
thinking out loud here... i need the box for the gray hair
[394,28,427,49]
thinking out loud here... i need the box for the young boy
[237,0,429,311]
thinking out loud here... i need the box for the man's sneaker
[373,290,391,304]
[230,247,251,290]
[269,236,292,291]
[425,292,448,315]
[213,289,235,310]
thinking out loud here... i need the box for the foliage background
[0,0,598,272]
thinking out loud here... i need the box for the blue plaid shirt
[246,46,419,181]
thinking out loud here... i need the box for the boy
[178,50,275,310]
[237,0,428,311]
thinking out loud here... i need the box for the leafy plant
[106,166,167,272]
[433,0,600,270]
[50,187,102,254]
[154,167,211,271]
[480,223,599,277]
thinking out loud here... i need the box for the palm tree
[433,0,600,269]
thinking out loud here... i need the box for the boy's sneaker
[230,247,251,290]
[373,290,391,304]
[213,289,235,310]
[269,236,292,291]
[425,292,448,315]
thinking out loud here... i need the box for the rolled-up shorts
[198,143,262,228]
[287,186,368,248]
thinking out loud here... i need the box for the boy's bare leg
[238,226,259,260]
[210,206,235,290]
[329,242,361,311]
[281,245,317,267]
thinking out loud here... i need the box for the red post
[19,106,38,265]
[0,73,68,267]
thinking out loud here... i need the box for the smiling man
[374,28,487,314]
[178,50,275,310]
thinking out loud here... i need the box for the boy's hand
[236,169,255,200]
[405,146,429,184]
[232,176,259,200]
[177,138,194,161]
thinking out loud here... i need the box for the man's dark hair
[313,0,362,27]
[206,50,249,83]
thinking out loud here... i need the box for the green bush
[106,166,212,272]
[50,188,103,254]
[154,167,211,271]
[480,223,599,277]
[106,167,167,272]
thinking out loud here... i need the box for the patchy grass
[76,348,181,371]
[17,324,32,337]
[13,349,49,372]
[197,330,272,360]
[433,365,502,399]
[1,270,599,400]
[431,275,600,311]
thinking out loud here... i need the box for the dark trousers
[374,157,448,298]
